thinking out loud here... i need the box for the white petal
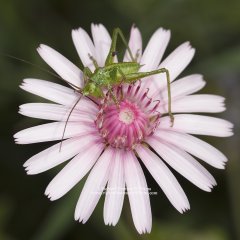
[158,114,233,137]
[91,23,111,67]
[74,147,113,223]
[136,145,190,213]
[149,42,195,93]
[140,28,170,71]
[20,79,79,105]
[153,130,227,169]
[159,94,226,113]
[45,142,104,201]
[124,151,152,234]
[37,44,83,88]
[159,42,195,81]
[72,28,96,71]
[19,103,97,121]
[24,135,101,174]
[160,74,206,101]
[147,138,217,191]
[123,25,142,62]
[104,149,125,226]
[14,121,96,144]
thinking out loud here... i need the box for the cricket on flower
[61,27,174,150]
[14,24,233,234]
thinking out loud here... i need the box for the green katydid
[60,28,174,149]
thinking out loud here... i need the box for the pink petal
[136,145,190,213]
[147,138,217,191]
[72,27,96,71]
[45,142,104,201]
[37,44,83,88]
[104,148,125,226]
[159,94,226,113]
[91,23,111,67]
[14,121,96,144]
[140,28,170,71]
[74,147,113,223]
[124,150,152,234]
[153,130,227,169]
[124,25,142,62]
[24,135,101,174]
[19,102,97,122]
[158,114,233,137]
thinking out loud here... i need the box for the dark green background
[0,0,239,239]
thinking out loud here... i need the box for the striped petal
[20,79,79,105]
[19,102,97,122]
[149,42,195,94]
[24,135,101,174]
[45,142,104,201]
[37,44,83,88]
[153,130,227,169]
[159,74,206,101]
[91,23,111,67]
[147,138,217,191]
[158,114,233,137]
[140,28,170,71]
[104,148,125,226]
[124,25,142,62]
[159,95,226,113]
[136,145,190,213]
[72,28,96,71]
[124,151,152,234]
[74,147,113,223]
[14,121,96,144]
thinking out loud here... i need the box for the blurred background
[0,0,239,239]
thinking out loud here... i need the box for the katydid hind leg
[105,28,135,66]
[125,68,174,126]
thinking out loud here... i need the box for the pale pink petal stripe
[91,23,111,67]
[74,147,113,223]
[37,44,83,88]
[123,25,142,62]
[136,145,190,213]
[159,74,206,101]
[45,142,104,201]
[14,121,96,144]
[72,28,96,71]
[159,94,226,113]
[124,151,152,234]
[19,103,97,122]
[104,148,125,226]
[147,138,217,191]
[140,28,170,71]
[153,130,227,169]
[158,114,233,137]
[148,42,195,95]
[20,79,79,106]
[24,135,101,174]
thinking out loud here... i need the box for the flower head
[14,24,233,234]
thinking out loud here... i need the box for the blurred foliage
[0,0,239,239]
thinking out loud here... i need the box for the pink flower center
[95,83,161,149]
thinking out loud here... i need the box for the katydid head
[82,81,104,98]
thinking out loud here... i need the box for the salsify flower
[14,24,233,234]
